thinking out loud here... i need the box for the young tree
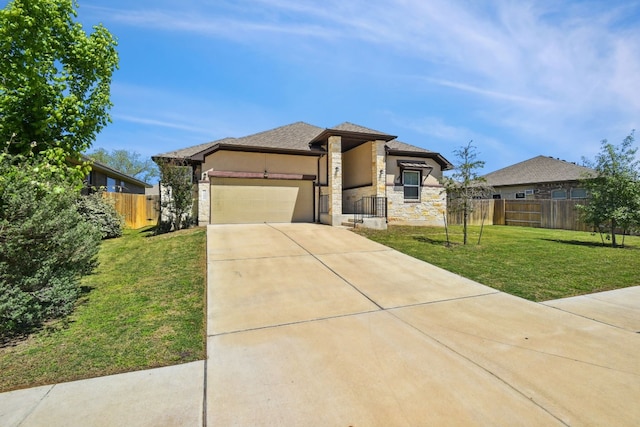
[87,148,159,183]
[158,159,194,232]
[578,131,640,247]
[0,0,119,180]
[442,141,492,245]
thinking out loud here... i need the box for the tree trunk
[463,210,468,245]
[611,219,617,248]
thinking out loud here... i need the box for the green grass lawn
[0,227,207,393]
[356,225,640,302]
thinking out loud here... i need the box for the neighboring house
[82,155,151,194]
[482,155,594,200]
[153,121,453,229]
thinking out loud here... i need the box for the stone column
[372,140,386,198]
[327,135,342,225]
[197,181,210,226]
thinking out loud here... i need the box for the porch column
[327,135,342,225]
[197,180,210,226]
[372,139,386,198]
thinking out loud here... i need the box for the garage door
[210,177,314,224]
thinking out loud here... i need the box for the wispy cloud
[113,114,212,134]
[89,0,640,164]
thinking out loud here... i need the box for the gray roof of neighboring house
[81,155,151,188]
[153,121,453,169]
[483,155,595,187]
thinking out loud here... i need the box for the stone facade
[387,185,446,226]
[327,135,342,225]
[197,180,210,226]
[343,185,375,213]
[493,181,587,200]
[373,140,386,198]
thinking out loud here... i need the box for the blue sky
[13,0,640,174]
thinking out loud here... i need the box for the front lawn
[0,227,207,393]
[355,225,640,302]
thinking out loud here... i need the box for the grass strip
[0,227,206,392]
[355,225,639,302]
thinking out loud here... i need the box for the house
[82,156,151,194]
[153,121,453,229]
[482,155,594,200]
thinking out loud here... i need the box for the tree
[0,0,119,180]
[158,158,194,232]
[442,141,492,245]
[578,131,640,248]
[0,147,101,339]
[87,148,159,183]
[76,189,125,239]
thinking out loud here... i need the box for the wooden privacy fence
[448,199,591,232]
[102,193,160,229]
[447,199,495,226]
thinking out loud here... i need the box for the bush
[77,190,125,239]
[0,158,101,339]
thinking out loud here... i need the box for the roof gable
[483,155,595,187]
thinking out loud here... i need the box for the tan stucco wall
[203,151,317,176]
[318,154,328,186]
[342,142,373,189]
[385,155,442,187]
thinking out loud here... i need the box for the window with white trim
[403,170,420,200]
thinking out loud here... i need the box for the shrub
[77,190,125,239]
[0,157,101,339]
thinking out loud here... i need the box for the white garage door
[210,178,314,224]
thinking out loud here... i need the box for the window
[570,188,587,199]
[515,192,525,199]
[106,177,116,192]
[551,189,567,199]
[492,194,501,199]
[403,170,420,200]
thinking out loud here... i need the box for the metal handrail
[353,196,387,225]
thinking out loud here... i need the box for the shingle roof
[153,138,236,160]
[230,122,324,151]
[153,121,451,169]
[331,122,387,135]
[386,139,434,153]
[483,155,595,187]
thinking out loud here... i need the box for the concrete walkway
[2,223,639,426]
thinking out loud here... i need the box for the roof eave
[387,149,454,170]
[204,143,324,157]
[309,128,397,146]
[81,156,152,188]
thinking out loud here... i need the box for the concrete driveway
[207,223,640,426]
[2,222,639,426]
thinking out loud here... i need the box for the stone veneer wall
[387,185,446,226]
[197,181,210,226]
[342,186,375,214]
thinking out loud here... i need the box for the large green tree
[442,141,492,245]
[579,131,640,247]
[0,0,118,178]
[87,148,159,183]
